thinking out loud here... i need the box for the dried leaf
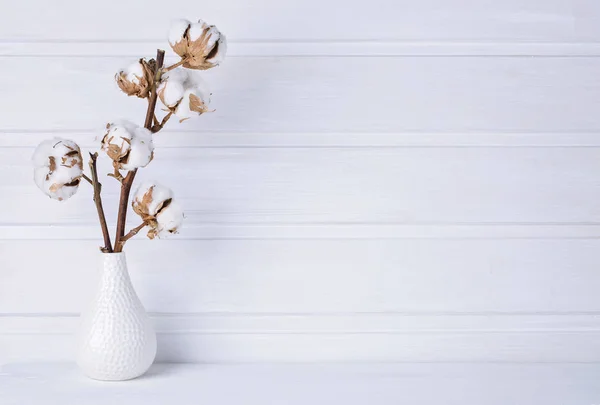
[188,93,211,114]
[170,24,190,57]
[48,156,56,174]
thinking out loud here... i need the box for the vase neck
[100,252,128,276]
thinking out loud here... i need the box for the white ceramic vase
[76,252,157,381]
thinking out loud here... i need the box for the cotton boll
[131,180,183,239]
[120,127,154,171]
[132,180,173,219]
[168,18,226,70]
[158,69,212,122]
[101,120,154,171]
[157,70,187,108]
[32,138,83,201]
[115,59,153,98]
[175,87,212,122]
[102,121,133,161]
[188,22,225,66]
[155,200,184,238]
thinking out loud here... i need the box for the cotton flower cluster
[32,16,225,252]
[101,120,154,171]
[158,69,212,122]
[132,181,184,239]
[115,59,154,98]
[32,138,83,201]
[168,19,227,70]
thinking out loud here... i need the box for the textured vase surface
[76,252,156,381]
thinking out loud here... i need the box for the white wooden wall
[2,0,600,363]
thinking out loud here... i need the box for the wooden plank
[0,0,597,42]
[1,239,600,313]
[5,132,600,148]
[3,146,600,224]
[1,57,600,132]
[7,41,600,57]
[4,317,600,362]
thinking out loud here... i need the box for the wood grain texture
[1,0,599,42]
[3,320,600,362]
[3,146,600,225]
[7,41,600,57]
[3,364,600,404]
[2,239,600,313]
[2,0,600,363]
[1,57,600,132]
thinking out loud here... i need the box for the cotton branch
[114,222,147,251]
[88,152,113,253]
[151,111,173,133]
[82,173,93,185]
[162,58,186,73]
[107,165,124,183]
[113,49,165,253]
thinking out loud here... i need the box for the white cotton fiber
[168,19,191,46]
[101,120,154,171]
[158,69,211,121]
[132,180,173,217]
[156,199,184,237]
[120,127,154,171]
[32,138,83,201]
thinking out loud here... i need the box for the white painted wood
[6,330,600,363]
[4,131,600,148]
[8,41,600,57]
[10,313,599,362]
[7,313,600,334]
[3,364,600,405]
[4,224,600,240]
[2,240,600,313]
[3,146,600,224]
[2,0,600,364]
[1,0,600,42]
[2,57,600,132]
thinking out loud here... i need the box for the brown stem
[144,51,165,129]
[114,49,165,253]
[162,58,186,72]
[114,222,147,251]
[89,152,113,253]
[107,165,124,183]
[82,173,93,185]
[151,110,173,133]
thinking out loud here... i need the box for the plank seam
[3,41,600,57]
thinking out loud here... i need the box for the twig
[123,222,147,241]
[114,222,147,251]
[89,152,113,253]
[107,166,124,183]
[153,114,160,127]
[162,59,186,73]
[82,173,93,185]
[114,49,165,253]
[144,51,166,129]
[151,110,173,133]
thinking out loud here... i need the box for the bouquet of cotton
[30,18,228,382]
[32,18,227,253]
